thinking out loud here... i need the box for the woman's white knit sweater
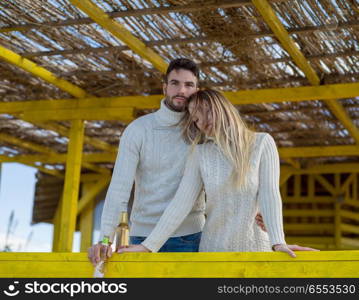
[99,100,205,242]
[142,132,286,252]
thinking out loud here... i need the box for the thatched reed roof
[0,0,358,180]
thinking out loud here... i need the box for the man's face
[163,69,198,112]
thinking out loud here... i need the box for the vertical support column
[58,120,85,252]
[334,201,342,249]
[334,173,342,249]
[294,175,301,197]
[353,173,358,201]
[80,182,94,252]
[52,197,62,252]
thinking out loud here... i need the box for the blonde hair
[181,89,256,189]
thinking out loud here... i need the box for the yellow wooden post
[79,182,94,252]
[52,197,62,252]
[353,173,358,200]
[294,174,301,197]
[334,201,342,250]
[58,120,85,252]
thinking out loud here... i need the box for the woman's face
[188,101,213,135]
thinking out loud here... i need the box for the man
[88,58,317,264]
[89,58,204,265]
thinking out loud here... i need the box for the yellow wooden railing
[1,251,359,278]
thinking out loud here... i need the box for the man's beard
[164,95,188,112]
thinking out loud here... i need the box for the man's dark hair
[164,58,200,83]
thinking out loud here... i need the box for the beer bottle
[115,212,129,252]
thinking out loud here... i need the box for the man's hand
[255,213,266,232]
[117,244,151,253]
[88,243,113,267]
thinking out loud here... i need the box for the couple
[88,58,317,265]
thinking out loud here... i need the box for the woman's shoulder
[253,132,277,153]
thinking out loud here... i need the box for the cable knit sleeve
[141,147,203,252]
[257,133,286,247]
[99,121,142,242]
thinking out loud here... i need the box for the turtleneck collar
[154,99,185,127]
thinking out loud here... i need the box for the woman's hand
[117,244,151,253]
[272,244,296,258]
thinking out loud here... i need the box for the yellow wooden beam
[1,83,358,114]
[70,0,168,73]
[279,145,359,158]
[0,44,118,155]
[283,209,334,217]
[58,120,85,252]
[79,183,94,252]
[1,251,359,278]
[2,149,359,166]
[251,0,359,144]
[314,174,337,196]
[251,0,320,85]
[0,133,109,175]
[36,122,118,153]
[52,195,63,252]
[0,45,88,98]
[77,177,110,216]
[325,100,359,144]
[21,107,135,122]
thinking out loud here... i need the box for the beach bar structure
[0,0,359,277]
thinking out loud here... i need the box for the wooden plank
[58,120,85,252]
[1,251,359,278]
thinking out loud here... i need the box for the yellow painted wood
[58,120,85,252]
[283,209,334,217]
[294,174,301,197]
[286,236,334,245]
[341,224,359,234]
[353,174,358,200]
[325,100,359,144]
[52,195,63,252]
[340,210,359,221]
[0,45,117,156]
[77,178,110,216]
[0,45,88,98]
[283,158,300,169]
[341,238,359,248]
[314,175,337,195]
[285,224,333,231]
[308,174,314,197]
[1,83,359,114]
[79,183,94,252]
[279,170,291,186]
[280,176,287,197]
[70,0,168,73]
[22,107,135,122]
[1,251,359,278]
[334,202,342,249]
[251,0,359,144]
[344,199,359,208]
[335,173,341,195]
[279,145,359,158]
[251,0,319,85]
[283,196,334,203]
[291,163,359,174]
[0,134,108,176]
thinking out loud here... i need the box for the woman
[119,89,309,256]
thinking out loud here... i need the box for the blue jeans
[130,232,202,252]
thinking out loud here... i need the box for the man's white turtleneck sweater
[99,100,205,242]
